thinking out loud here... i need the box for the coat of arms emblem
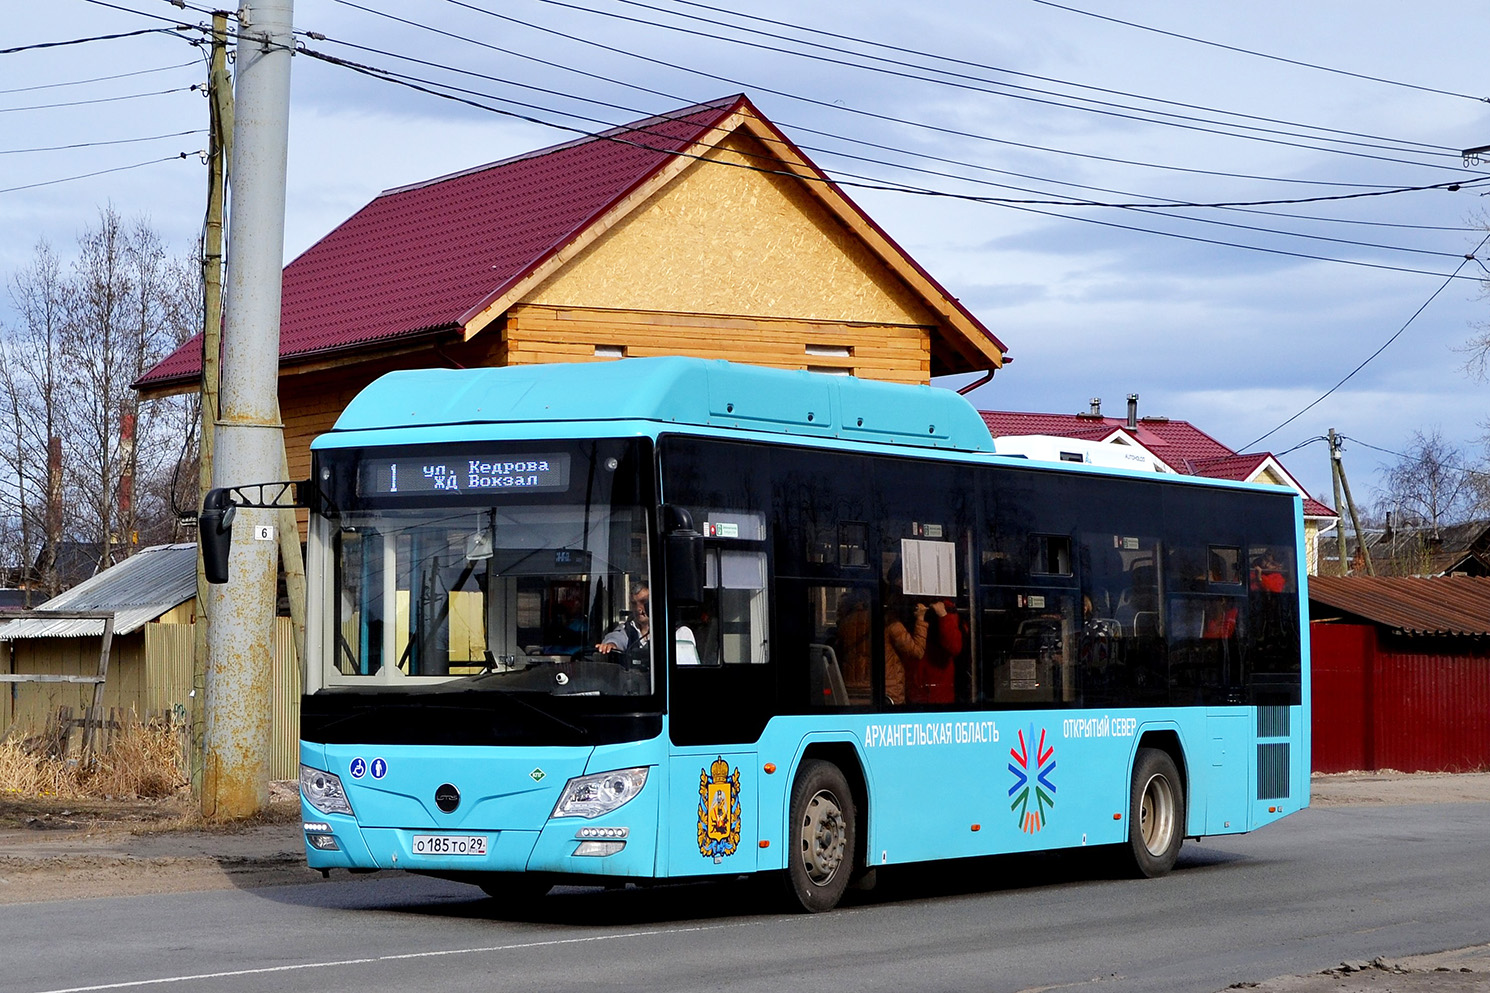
[697,757,741,859]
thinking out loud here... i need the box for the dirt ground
[0,780,310,905]
[3,772,1489,992]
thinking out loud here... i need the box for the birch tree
[0,208,199,591]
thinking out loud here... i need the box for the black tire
[783,759,857,913]
[1123,747,1184,878]
[477,872,551,902]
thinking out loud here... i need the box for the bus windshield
[317,439,654,699]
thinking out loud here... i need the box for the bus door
[664,510,770,877]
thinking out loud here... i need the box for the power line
[297,12,1490,255]
[0,26,184,55]
[1239,231,1490,452]
[339,0,1461,195]
[296,43,1487,281]
[0,152,199,195]
[315,4,1487,247]
[0,60,197,95]
[434,0,1471,179]
[0,129,205,155]
[524,0,1460,169]
[1026,0,1489,104]
[639,0,1459,154]
[0,85,199,114]
[1341,436,1490,480]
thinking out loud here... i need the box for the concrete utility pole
[202,0,294,820]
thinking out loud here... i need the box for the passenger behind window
[882,562,925,706]
[834,588,872,704]
[906,598,964,705]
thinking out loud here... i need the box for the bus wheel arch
[783,745,864,913]
[1124,737,1186,878]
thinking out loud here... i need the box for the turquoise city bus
[267,357,1308,912]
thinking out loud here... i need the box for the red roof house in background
[980,395,1337,573]
[136,94,1008,485]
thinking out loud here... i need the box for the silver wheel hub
[1139,773,1176,856]
[799,790,847,885]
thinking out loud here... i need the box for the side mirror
[662,505,705,606]
[200,487,237,584]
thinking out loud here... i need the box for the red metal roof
[1187,452,1270,480]
[979,409,1336,518]
[1309,575,1490,637]
[137,94,1004,390]
[979,410,1235,466]
[139,97,744,388]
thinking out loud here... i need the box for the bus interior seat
[809,643,849,707]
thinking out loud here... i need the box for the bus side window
[804,584,872,707]
[981,591,1078,706]
[703,548,769,665]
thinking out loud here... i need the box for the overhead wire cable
[0,60,198,95]
[295,43,1486,281]
[633,0,1459,154]
[303,9,1489,268]
[0,85,198,113]
[0,27,182,55]
[1238,230,1490,452]
[78,0,210,28]
[297,31,1485,215]
[1339,437,1490,480]
[1026,0,1489,103]
[0,152,199,195]
[0,129,204,155]
[315,6,1484,241]
[341,0,1430,192]
[524,0,1460,167]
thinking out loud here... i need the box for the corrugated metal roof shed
[1309,575,1490,637]
[0,544,197,639]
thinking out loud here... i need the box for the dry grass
[0,717,187,801]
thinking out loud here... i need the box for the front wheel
[783,760,857,913]
[1123,747,1184,878]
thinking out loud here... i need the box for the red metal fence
[1311,622,1490,773]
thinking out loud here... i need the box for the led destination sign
[360,453,571,495]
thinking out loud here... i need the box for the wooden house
[134,94,1007,483]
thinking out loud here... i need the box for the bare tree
[58,208,199,570]
[1381,428,1478,535]
[0,209,200,592]
[0,241,69,599]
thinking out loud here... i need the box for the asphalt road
[4,799,1489,993]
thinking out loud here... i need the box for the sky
[4,0,1489,510]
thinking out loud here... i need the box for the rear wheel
[1124,747,1184,877]
[784,760,857,913]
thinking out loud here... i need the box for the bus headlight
[300,764,354,816]
[551,767,649,819]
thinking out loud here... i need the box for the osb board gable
[524,130,938,328]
